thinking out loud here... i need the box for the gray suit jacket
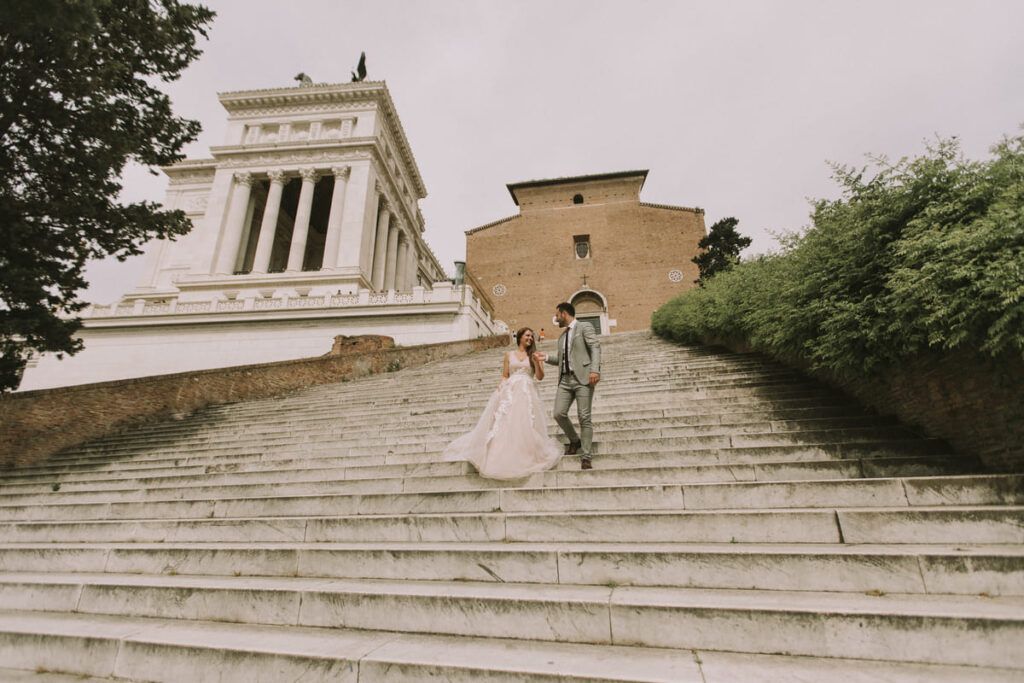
[545,322,602,385]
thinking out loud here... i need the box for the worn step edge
[1,575,1022,668]
[0,541,1021,595]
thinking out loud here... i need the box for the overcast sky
[84,0,1024,304]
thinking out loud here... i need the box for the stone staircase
[0,330,1021,682]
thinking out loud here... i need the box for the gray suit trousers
[553,373,594,458]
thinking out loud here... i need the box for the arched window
[572,194,584,205]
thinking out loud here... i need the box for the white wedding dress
[442,351,563,480]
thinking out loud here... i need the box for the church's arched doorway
[570,289,608,335]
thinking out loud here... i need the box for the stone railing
[0,334,509,470]
[83,283,489,321]
[461,267,496,318]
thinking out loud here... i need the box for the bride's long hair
[515,327,538,374]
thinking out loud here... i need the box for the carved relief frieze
[217,149,368,169]
[229,102,374,119]
[182,194,209,214]
[167,171,216,186]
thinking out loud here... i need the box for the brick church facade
[464,170,706,335]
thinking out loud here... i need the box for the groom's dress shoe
[580,456,593,470]
[565,441,581,456]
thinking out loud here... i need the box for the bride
[442,327,563,480]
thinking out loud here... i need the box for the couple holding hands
[443,302,602,479]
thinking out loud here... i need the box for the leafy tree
[654,132,1024,376]
[0,0,215,392]
[692,216,753,285]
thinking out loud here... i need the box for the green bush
[652,133,1024,377]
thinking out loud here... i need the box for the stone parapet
[0,334,509,470]
[85,283,487,320]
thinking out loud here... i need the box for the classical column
[395,235,409,291]
[383,221,400,291]
[321,165,350,270]
[251,170,286,274]
[406,241,419,289]
[214,172,253,275]
[286,168,317,272]
[371,195,391,290]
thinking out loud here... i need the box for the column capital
[267,169,286,184]
[331,165,351,179]
[233,172,253,187]
[298,167,318,182]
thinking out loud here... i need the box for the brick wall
[466,178,705,335]
[707,337,1024,472]
[0,334,509,470]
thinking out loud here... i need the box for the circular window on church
[492,284,507,297]
[668,269,683,283]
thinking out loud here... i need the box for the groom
[534,302,601,470]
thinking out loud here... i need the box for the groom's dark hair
[556,302,575,317]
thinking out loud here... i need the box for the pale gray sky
[85,0,1024,304]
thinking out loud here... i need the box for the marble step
[1,573,1022,668]
[0,455,977,504]
[27,415,906,471]
[0,475,1019,523]
[0,670,120,683]
[1,429,952,484]
[0,609,700,682]
[1,507,1021,544]
[118,386,848,426]
[64,396,862,447]
[102,380,844,416]
[1,541,1020,595]
[7,610,1020,682]
[60,394,859,454]
[266,377,821,407]
[279,372,817,401]
[0,442,958,494]
[21,433,935,485]
[48,414,901,462]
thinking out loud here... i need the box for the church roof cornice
[507,169,648,205]
[217,81,426,197]
[465,213,520,236]
[639,201,705,215]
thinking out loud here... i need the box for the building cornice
[208,137,377,158]
[217,81,426,197]
[161,159,217,185]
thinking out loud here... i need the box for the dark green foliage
[0,0,215,392]
[692,217,752,285]
[653,133,1024,377]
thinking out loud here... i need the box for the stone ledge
[0,334,508,470]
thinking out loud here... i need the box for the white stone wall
[19,284,498,392]
[20,310,494,392]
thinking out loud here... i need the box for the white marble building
[19,81,498,391]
